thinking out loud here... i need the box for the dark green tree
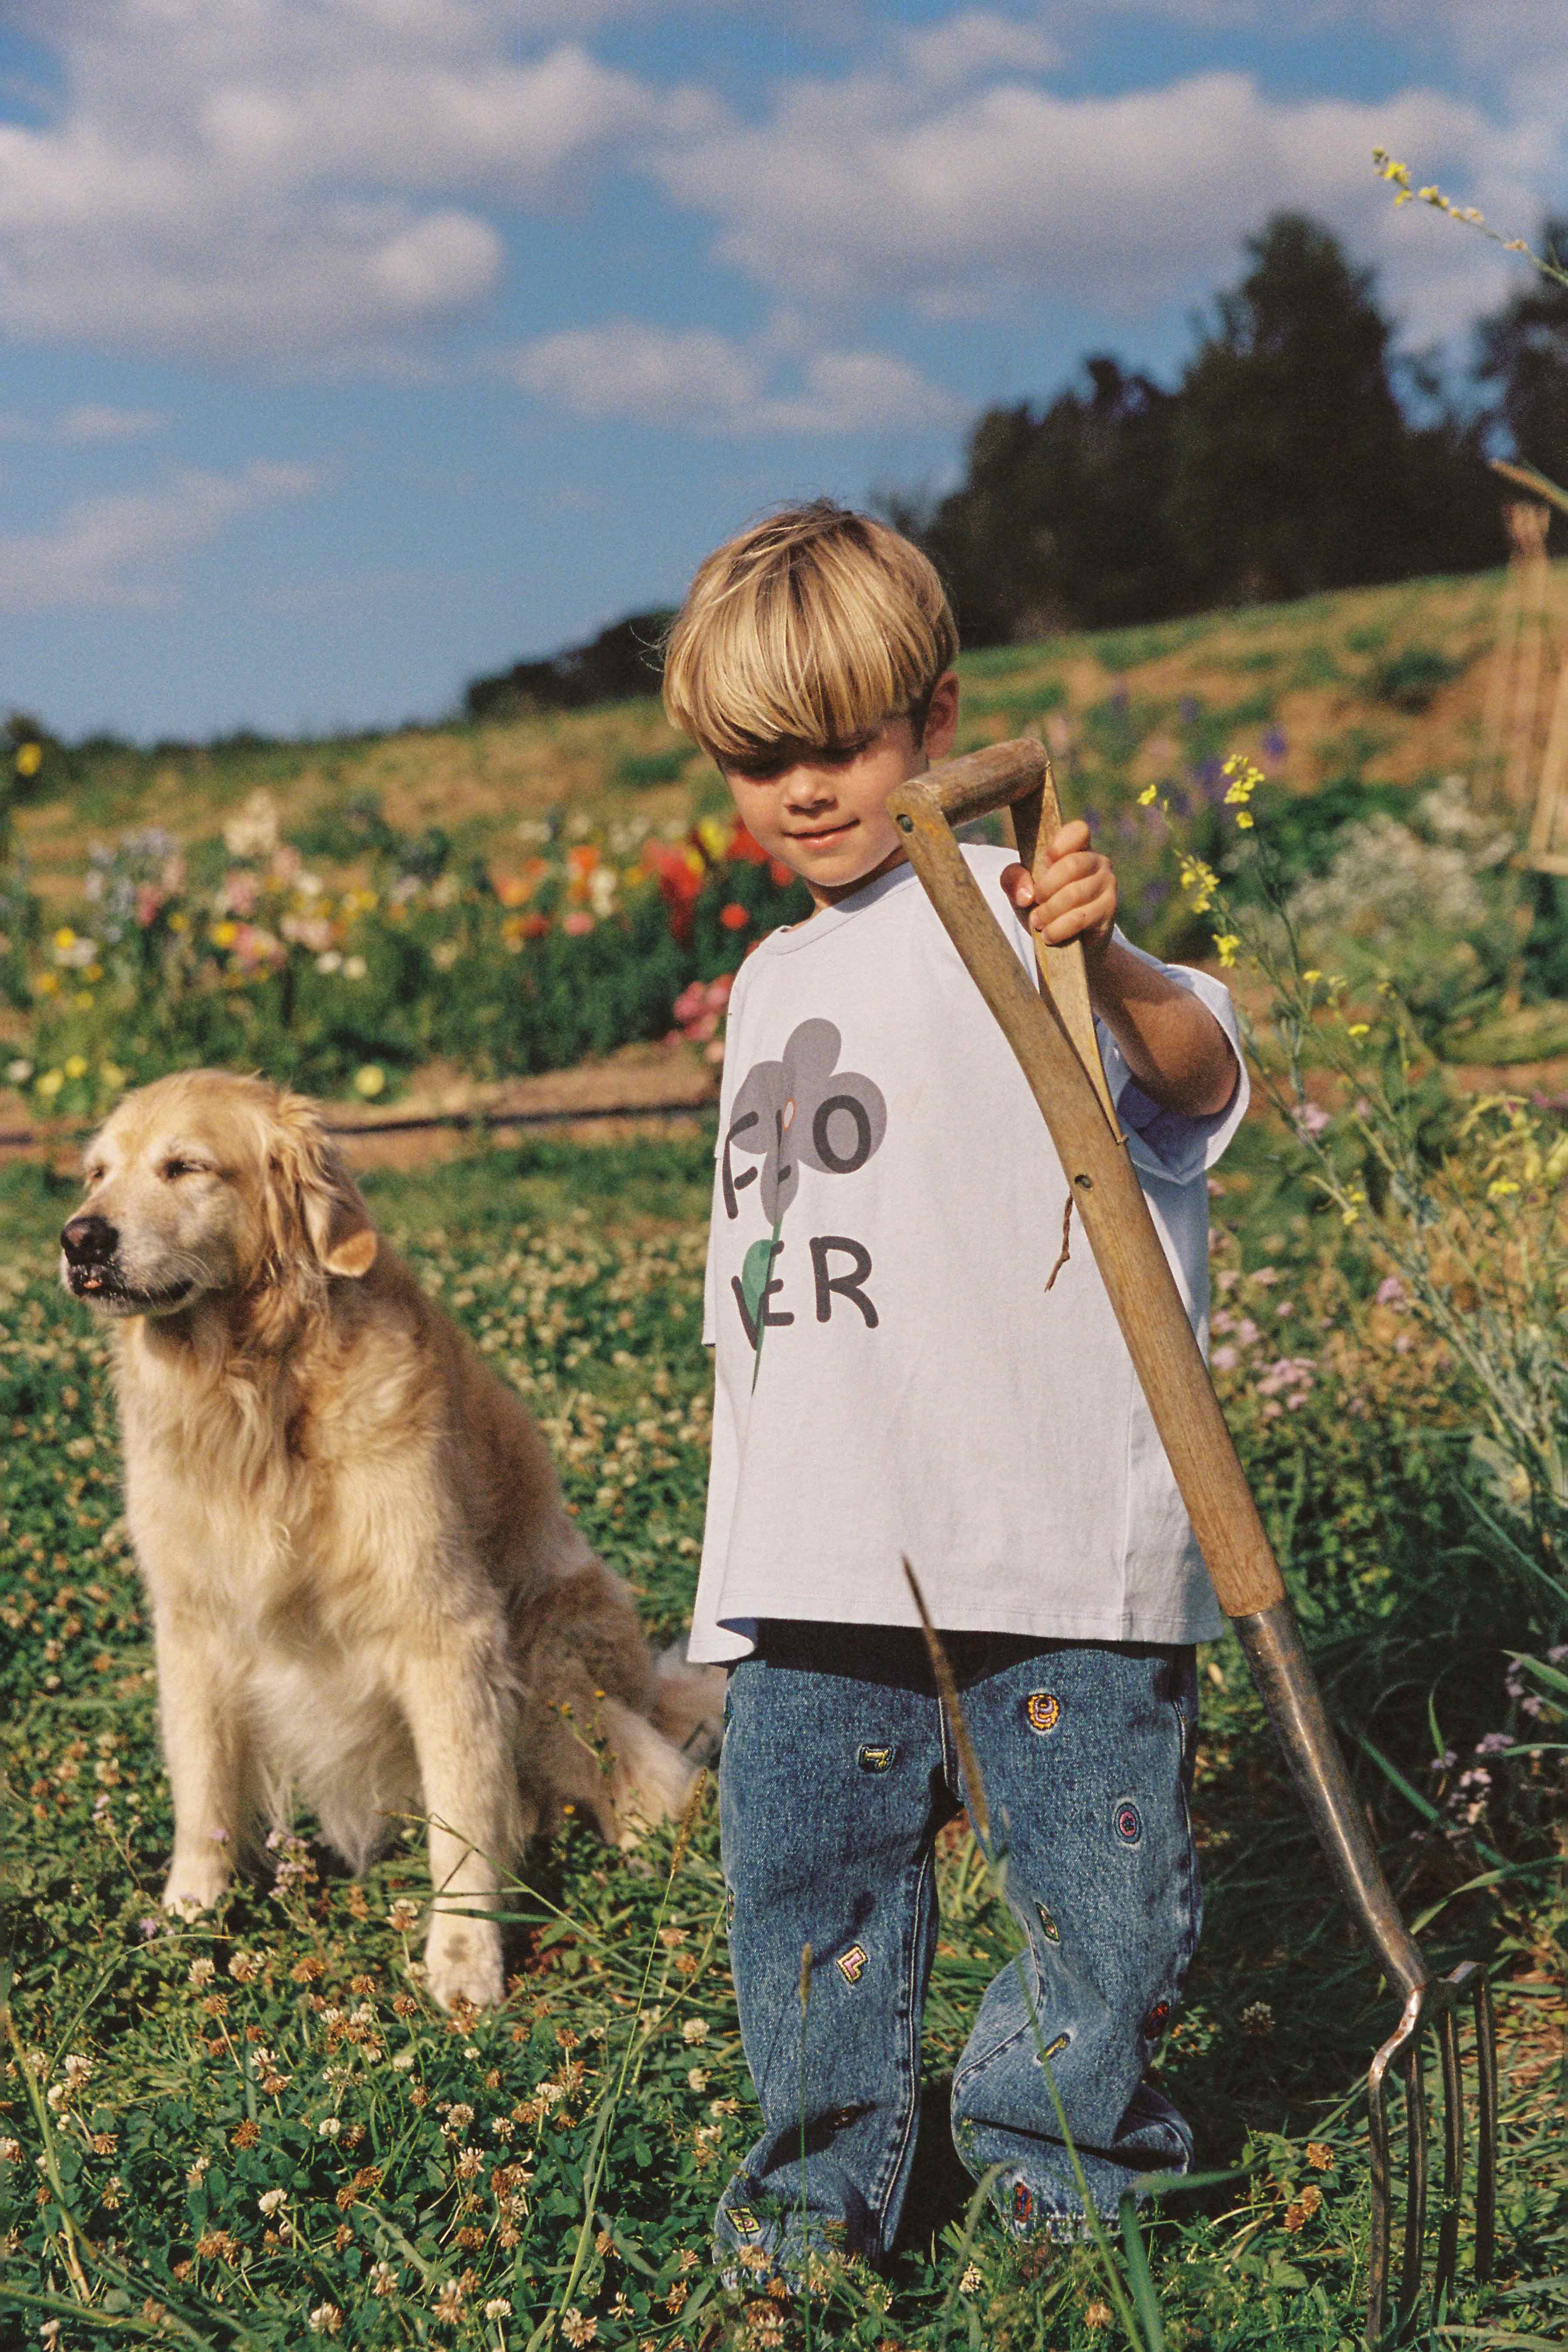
[1475,216,1568,494]
[1167,213,1427,604]
[890,356,1181,642]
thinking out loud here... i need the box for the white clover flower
[681,2016,709,2044]
[258,2188,287,2216]
[188,1958,216,1988]
[317,2115,341,2137]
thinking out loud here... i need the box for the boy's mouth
[790,819,855,845]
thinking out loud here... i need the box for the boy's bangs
[662,506,956,764]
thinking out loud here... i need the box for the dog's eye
[161,1159,204,1180]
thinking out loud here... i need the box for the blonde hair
[662,502,957,765]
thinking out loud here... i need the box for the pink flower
[562,910,595,936]
[1291,1102,1330,1137]
[1375,1276,1406,1307]
[1211,1344,1239,1371]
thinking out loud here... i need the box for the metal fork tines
[1367,1965,1498,2341]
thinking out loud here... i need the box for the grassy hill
[11,562,1526,902]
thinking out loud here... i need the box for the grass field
[1,1131,1563,2351]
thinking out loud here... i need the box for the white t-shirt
[686,845,1249,1664]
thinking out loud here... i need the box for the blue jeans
[716,1622,1201,2275]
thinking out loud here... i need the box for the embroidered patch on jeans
[1035,2030,1070,2066]
[1035,1901,1061,1944]
[727,2205,760,2238]
[857,1742,896,1772]
[1025,1691,1061,1734]
[1143,1998,1172,2038]
[835,1944,869,1985]
[725,1884,736,1930]
[1012,2181,1035,2226]
[1114,1800,1143,1844]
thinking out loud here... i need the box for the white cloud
[0,459,317,612]
[658,67,1542,345]
[0,404,168,442]
[902,12,1063,89]
[506,319,962,433]
[0,7,715,361]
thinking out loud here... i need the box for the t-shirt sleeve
[1094,930,1249,1186]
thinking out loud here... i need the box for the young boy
[662,502,1246,2278]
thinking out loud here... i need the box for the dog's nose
[61,1213,119,1266]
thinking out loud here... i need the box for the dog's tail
[649,1636,726,1768]
[600,1697,701,1847]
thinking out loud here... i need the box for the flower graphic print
[721,1018,887,1384]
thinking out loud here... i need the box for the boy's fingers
[1048,818,1091,857]
[1000,859,1035,906]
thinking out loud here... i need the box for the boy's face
[717,671,958,910]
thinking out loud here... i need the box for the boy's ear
[922,670,960,762]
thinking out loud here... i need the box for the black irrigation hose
[0,1096,716,1156]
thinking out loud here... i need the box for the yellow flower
[63,1055,87,1079]
[85,964,103,983]
[36,1069,64,1100]
[34,971,59,996]
[1347,1022,1370,1038]
[1214,934,1240,967]
[1137,784,1158,807]
[1235,811,1254,828]
[1302,969,1321,984]
[354,1064,386,1099]
[210,921,238,949]
[696,815,729,860]
[100,1062,127,1091]
[15,741,43,777]
[53,927,76,953]
[168,911,188,933]
[74,992,94,1011]
[1487,1178,1519,1199]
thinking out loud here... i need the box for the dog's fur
[61,1071,720,2011]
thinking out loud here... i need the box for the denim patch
[1114,1800,1143,1844]
[1035,1901,1061,1944]
[1025,1691,1061,1735]
[1035,2030,1070,2066]
[1013,2180,1035,2226]
[1143,1998,1171,2039]
[857,1742,896,1772]
[727,2204,760,2237]
[835,1944,868,1985]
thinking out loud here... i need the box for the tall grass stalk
[523,1767,709,2352]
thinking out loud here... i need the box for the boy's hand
[1002,820,1117,962]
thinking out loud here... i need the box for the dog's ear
[263,1092,378,1279]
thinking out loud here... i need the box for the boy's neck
[804,841,910,911]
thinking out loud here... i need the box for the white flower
[315,950,343,974]
[484,2299,512,2319]
[343,954,367,980]
[317,2115,341,2137]
[258,2188,287,2216]
[687,2067,709,2091]
[6,1060,33,1084]
[307,2303,342,2335]
[391,2048,416,2070]
[188,1958,216,1988]
[681,2016,709,2044]
[387,1897,421,1931]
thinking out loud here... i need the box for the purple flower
[1212,1344,1239,1371]
[1375,1276,1406,1307]
[1263,726,1287,763]
[1476,1731,1510,1755]
[139,1917,161,1940]
[1291,1102,1330,1138]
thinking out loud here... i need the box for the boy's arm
[1005,821,1239,1122]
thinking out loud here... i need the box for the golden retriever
[60,1070,720,2012]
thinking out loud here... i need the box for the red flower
[768,860,795,888]
[720,902,750,930]
[727,822,768,865]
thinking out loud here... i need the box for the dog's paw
[424,1914,505,2013]
[160,1854,231,1914]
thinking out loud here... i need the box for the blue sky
[1,0,1565,742]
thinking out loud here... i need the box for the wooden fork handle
[888,743,1286,1619]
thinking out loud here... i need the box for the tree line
[883,210,1568,645]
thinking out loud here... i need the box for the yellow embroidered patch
[835,1944,869,1985]
[1025,1691,1061,1735]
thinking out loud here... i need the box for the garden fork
[885,737,1497,2345]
